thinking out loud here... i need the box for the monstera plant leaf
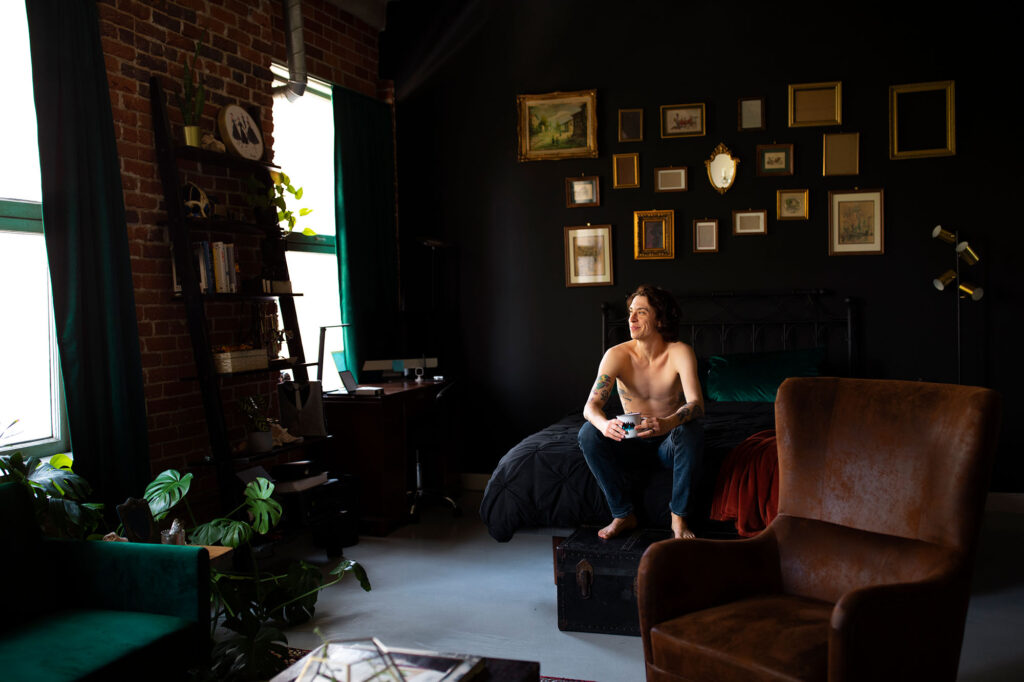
[211,621,289,682]
[144,469,193,521]
[191,517,253,548]
[23,457,93,501]
[331,558,372,592]
[243,478,282,535]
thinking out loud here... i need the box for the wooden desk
[323,381,446,536]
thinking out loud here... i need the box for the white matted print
[732,209,767,235]
[693,219,718,253]
[564,224,614,286]
[828,189,884,255]
[654,167,688,192]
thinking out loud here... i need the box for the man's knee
[578,420,601,451]
[668,421,704,455]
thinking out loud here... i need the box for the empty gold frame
[889,80,955,159]
[788,81,842,127]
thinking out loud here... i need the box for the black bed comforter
[479,402,775,541]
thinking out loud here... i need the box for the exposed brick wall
[96,0,391,517]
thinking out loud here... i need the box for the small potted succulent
[177,37,206,146]
[239,395,273,453]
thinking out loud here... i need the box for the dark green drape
[332,86,399,383]
[26,0,150,507]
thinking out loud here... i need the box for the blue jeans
[578,420,704,519]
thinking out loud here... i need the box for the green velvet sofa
[0,481,209,681]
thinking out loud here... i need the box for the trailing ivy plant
[244,171,315,235]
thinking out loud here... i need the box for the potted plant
[246,171,315,235]
[177,37,206,147]
[239,395,273,453]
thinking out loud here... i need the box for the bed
[479,290,857,542]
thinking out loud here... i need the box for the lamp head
[956,241,980,265]
[933,269,957,291]
[932,225,957,244]
[958,282,984,301]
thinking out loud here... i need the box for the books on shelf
[185,240,238,294]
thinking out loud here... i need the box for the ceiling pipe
[274,0,307,101]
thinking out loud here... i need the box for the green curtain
[26,0,150,507]
[332,86,399,383]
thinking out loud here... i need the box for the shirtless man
[578,284,704,540]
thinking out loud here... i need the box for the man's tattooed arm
[671,393,704,425]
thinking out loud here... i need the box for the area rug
[540,677,594,682]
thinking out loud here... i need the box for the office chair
[408,380,461,520]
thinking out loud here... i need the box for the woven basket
[213,349,268,373]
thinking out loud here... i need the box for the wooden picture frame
[777,189,809,220]
[565,176,600,208]
[756,143,794,176]
[654,167,688,192]
[828,189,884,256]
[788,81,842,127]
[613,153,639,188]
[618,108,643,142]
[823,132,860,176]
[693,219,719,253]
[564,224,614,286]
[633,209,674,260]
[738,96,765,131]
[516,89,598,161]
[889,80,955,159]
[660,103,705,138]
[732,209,767,236]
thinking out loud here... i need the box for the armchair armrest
[43,539,209,628]
[829,561,969,682]
[638,530,782,661]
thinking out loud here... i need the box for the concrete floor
[280,492,1024,682]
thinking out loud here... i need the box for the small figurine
[201,132,226,153]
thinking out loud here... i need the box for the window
[0,2,69,457]
[271,66,343,391]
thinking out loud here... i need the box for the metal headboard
[601,289,858,377]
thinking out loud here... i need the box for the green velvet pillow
[707,347,825,402]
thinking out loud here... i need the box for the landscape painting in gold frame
[564,224,613,287]
[889,80,955,159]
[516,89,598,161]
[828,189,884,256]
[788,81,842,127]
[633,209,674,260]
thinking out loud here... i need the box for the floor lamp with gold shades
[932,225,983,384]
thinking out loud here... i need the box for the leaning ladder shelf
[149,75,312,509]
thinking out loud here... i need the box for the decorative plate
[217,104,264,161]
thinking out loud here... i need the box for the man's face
[628,295,658,340]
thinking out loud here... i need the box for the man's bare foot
[597,514,638,539]
[672,513,695,539]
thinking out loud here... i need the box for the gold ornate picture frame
[633,209,674,260]
[788,81,842,127]
[516,89,598,161]
[889,80,955,159]
[564,224,613,286]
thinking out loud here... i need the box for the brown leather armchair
[638,377,1001,682]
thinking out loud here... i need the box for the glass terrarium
[296,638,405,682]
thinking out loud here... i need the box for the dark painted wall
[383,1,1022,489]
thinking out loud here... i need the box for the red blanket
[709,429,778,536]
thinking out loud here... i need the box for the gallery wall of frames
[384,1,1021,488]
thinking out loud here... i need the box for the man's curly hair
[627,284,681,342]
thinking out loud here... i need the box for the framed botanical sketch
[618,108,643,142]
[756,143,794,176]
[613,153,639,188]
[565,176,600,208]
[777,189,809,220]
[564,224,613,286]
[738,96,765,131]
[733,209,767,235]
[693,219,719,253]
[823,132,859,176]
[660,103,705,138]
[633,209,674,260]
[516,89,598,161]
[654,167,688,192]
[828,189,884,256]
[788,81,842,127]
[889,80,955,159]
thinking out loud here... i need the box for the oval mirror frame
[705,143,739,194]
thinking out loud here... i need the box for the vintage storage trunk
[556,526,672,636]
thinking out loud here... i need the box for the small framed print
[788,81,842,127]
[733,209,767,236]
[613,153,639,188]
[693,219,718,253]
[756,143,794,176]
[889,80,955,159]
[828,189,884,256]
[823,132,859,176]
[565,176,600,208]
[564,224,613,286]
[618,108,643,142]
[654,167,688,192]
[777,189,809,220]
[660,103,705,138]
[738,96,765,131]
[633,209,674,260]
